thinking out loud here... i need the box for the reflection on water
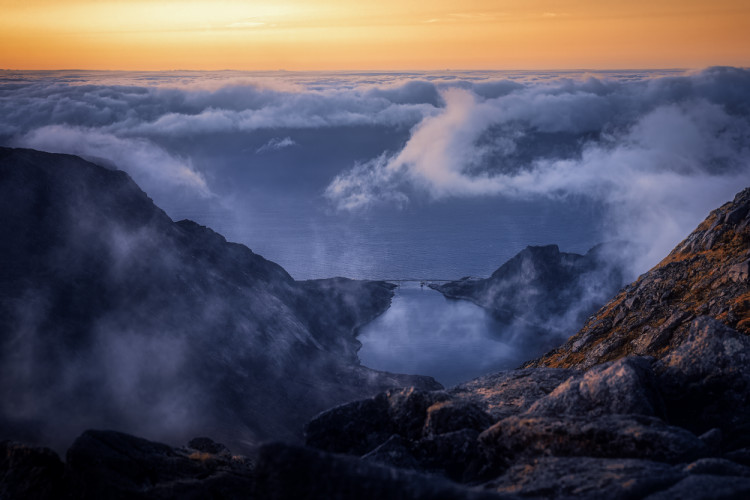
[357,282,548,388]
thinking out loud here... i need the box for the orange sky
[1,0,749,70]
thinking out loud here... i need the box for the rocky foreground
[2,149,749,499]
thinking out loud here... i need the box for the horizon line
[0,66,706,73]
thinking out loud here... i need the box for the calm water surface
[357,282,552,387]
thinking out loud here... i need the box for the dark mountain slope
[430,243,625,337]
[0,147,439,453]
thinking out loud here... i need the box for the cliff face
[431,243,625,339]
[0,147,439,453]
[525,187,750,370]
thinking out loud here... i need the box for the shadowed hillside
[0,147,440,453]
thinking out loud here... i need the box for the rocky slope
[524,186,750,370]
[0,147,439,454]
[430,243,625,340]
[296,322,750,498]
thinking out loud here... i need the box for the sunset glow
[1,0,749,70]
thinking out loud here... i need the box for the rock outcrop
[430,243,625,347]
[0,147,440,454]
[0,441,64,500]
[2,430,512,500]
[3,431,256,499]
[525,187,750,369]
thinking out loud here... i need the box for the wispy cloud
[256,136,296,153]
[17,126,211,199]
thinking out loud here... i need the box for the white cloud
[256,136,296,153]
[16,126,211,199]
[3,67,749,275]
[325,153,410,211]
[325,68,750,272]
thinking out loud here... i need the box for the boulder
[682,458,750,477]
[0,441,65,500]
[386,388,452,439]
[424,400,493,436]
[413,429,484,482]
[361,435,421,471]
[643,474,750,500]
[254,442,509,500]
[305,395,393,455]
[525,357,665,418]
[65,430,255,499]
[479,415,707,468]
[725,448,750,466]
[305,388,452,456]
[483,456,683,500]
[654,317,750,439]
[449,368,577,421]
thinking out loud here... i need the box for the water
[357,282,550,387]
[166,194,603,281]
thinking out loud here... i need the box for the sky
[1,0,749,70]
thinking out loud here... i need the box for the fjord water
[357,282,520,387]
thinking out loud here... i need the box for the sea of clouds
[1,67,749,276]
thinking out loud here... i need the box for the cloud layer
[325,67,750,273]
[1,67,748,277]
